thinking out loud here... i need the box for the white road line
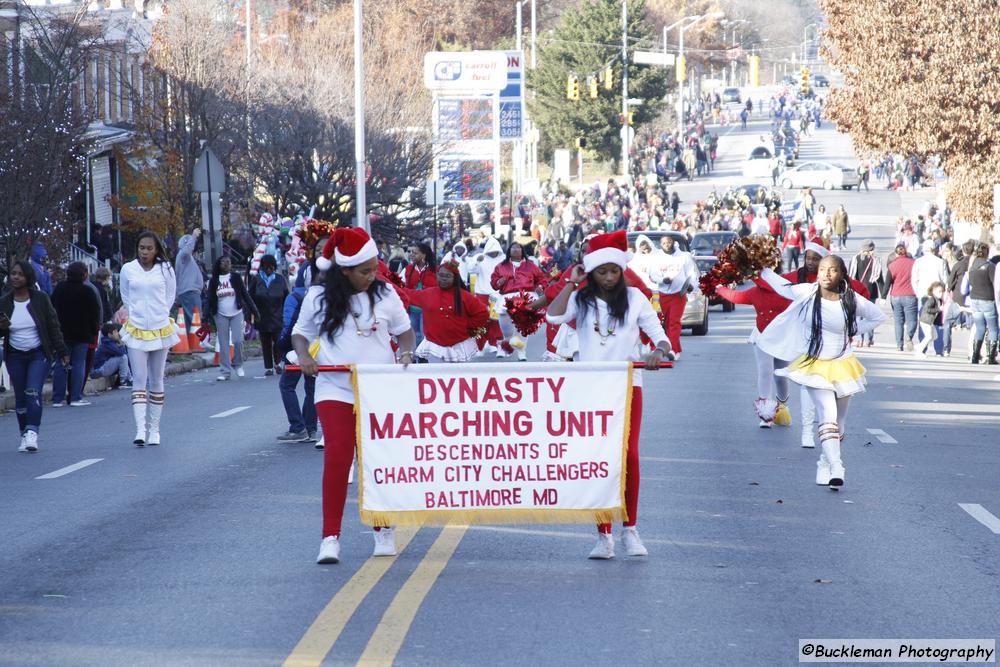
[36,459,103,480]
[210,406,251,419]
[866,428,898,444]
[959,504,1000,535]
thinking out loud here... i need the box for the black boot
[989,342,999,365]
[971,339,984,364]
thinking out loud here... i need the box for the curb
[0,345,262,414]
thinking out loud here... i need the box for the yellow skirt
[775,354,867,397]
[122,320,181,351]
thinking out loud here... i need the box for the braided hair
[805,255,858,363]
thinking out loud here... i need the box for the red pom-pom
[504,293,546,337]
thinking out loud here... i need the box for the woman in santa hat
[490,241,547,360]
[292,227,416,564]
[546,230,672,560]
[755,255,885,488]
[401,260,489,363]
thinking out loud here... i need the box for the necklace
[350,299,379,337]
[593,307,616,346]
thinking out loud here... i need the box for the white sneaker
[70,400,91,407]
[316,535,341,564]
[671,352,681,360]
[18,434,29,453]
[815,455,832,485]
[588,532,615,560]
[621,527,648,557]
[216,374,229,381]
[758,419,773,428]
[372,528,397,557]
[23,430,38,452]
[801,429,816,448]
[235,367,245,378]
[516,347,528,361]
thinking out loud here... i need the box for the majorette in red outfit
[402,262,489,363]
[490,241,547,360]
[293,227,417,565]
[546,230,672,560]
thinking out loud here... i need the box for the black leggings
[259,332,280,370]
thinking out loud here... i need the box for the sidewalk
[0,344,262,414]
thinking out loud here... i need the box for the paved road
[2,121,998,667]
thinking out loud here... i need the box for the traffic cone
[171,319,190,353]
[187,307,204,351]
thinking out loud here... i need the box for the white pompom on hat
[315,227,378,271]
[583,230,633,273]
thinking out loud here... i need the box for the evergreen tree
[527,0,669,171]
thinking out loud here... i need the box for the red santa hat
[316,227,379,271]
[583,230,633,273]
[804,238,830,258]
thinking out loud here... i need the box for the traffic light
[800,66,810,96]
[575,137,587,150]
[566,75,580,101]
[588,75,599,99]
[603,66,614,90]
[627,111,635,126]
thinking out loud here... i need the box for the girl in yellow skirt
[756,255,886,488]
[120,232,180,446]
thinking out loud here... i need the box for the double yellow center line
[283,526,467,667]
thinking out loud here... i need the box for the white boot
[372,528,397,557]
[621,527,648,557]
[588,532,615,559]
[132,394,147,446]
[800,387,816,448]
[147,397,163,446]
[820,436,844,488]
[815,454,832,485]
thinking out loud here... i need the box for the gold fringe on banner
[360,507,626,527]
[620,365,633,523]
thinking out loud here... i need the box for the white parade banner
[353,362,634,526]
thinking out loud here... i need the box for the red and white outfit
[649,246,699,354]
[298,228,412,562]
[403,282,489,363]
[546,231,669,558]
[467,238,505,350]
[491,256,547,360]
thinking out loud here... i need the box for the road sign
[193,147,225,193]
[633,51,676,67]
[499,50,524,141]
[425,179,445,207]
[424,51,508,92]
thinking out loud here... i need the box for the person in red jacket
[403,243,437,347]
[884,244,917,351]
[490,242,547,360]
[781,221,806,272]
[715,279,793,429]
[402,262,489,363]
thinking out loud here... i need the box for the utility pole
[353,0,368,232]
[621,0,629,178]
[530,0,537,70]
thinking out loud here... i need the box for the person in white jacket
[468,237,506,355]
[648,235,699,359]
[626,234,661,291]
[119,232,180,447]
[756,255,886,488]
[911,239,949,354]
[441,241,471,284]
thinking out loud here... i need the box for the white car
[779,161,860,190]
[741,146,775,179]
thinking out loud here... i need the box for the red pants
[317,400,357,537]
[599,387,642,533]
[658,292,686,353]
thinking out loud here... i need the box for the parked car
[780,161,860,190]
[695,256,735,312]
[741,146,775,179]
[781,75,797,86]
[721,87,741,104]
[690,231,738,258]
[809,74,830,88]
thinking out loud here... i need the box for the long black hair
[500,241,528,267]
[574,266,629,326]
[805,255,858,363]
[412,242,437,271]
[135,231,169,264]
[319,266,389,338]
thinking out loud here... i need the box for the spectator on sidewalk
[249,254,288,377]
[91,322,132,387]
[832,204,850,251]
[206,256,259,382]
[913,282,945,358]
[912,239,949,354]
[91,266,114,323]
[29,242,53,295]
[965,242,998,365]
[848,240,887,346]
[943,240,975,357]
[0,261,67,452]
[51,262,101,407]
[886,244,918,351]
[174,228,205,334]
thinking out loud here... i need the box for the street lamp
[802,23,819,64]
[722,19,750,87]
[673,12,724,132]
[353,0,368,232]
